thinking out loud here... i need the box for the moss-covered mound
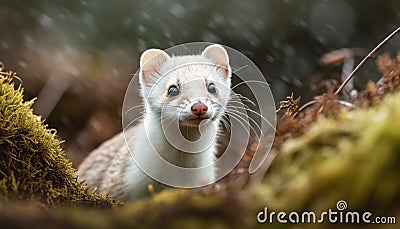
[0,76,113,207]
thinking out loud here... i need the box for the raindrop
[82,12,95,28]
[39,14,53,27]
[169,3,185,18]
[284,0,291,5]
[164,31,172,39]
[211,14,225,24]
[151,38,161,46]
[298,20,307,27]
[316,34,327,44]
[79,33,86,40]
[1,41,8,49]
[308,1,355,45]
[265,55,275,63]
[251,19,265,31]
[67,65,79,76]
[24,35,35,50]
[81,0,89,6]
[123,17,133,27]
[281,76,290,83]
[292,78,303,87]
[243,49,254,57]
[19,61,27,68]
[283,45,295,57]
[249,37,261,47]
[202,31,220,43]
[140,11,150,20]
[112,68,119,76]
[137,39,146,51]
[167,41,175,46]
[272,39,282,49]
[137,24,146,33]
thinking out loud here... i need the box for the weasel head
[139,44,231,127]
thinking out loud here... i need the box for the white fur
[78,45,231,201]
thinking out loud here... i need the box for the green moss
[253,91,400,214]
[0,77,113,207]
[0,189,246,229]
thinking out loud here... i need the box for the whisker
[124,104,145,114]
[231,80,270,90]
[160,117,177,133]
[123,114,145,130]
[228,99,252,111]
[226,104,276,132]
[162,104,182,109]
[235,94,257,107]
[225,113,253,137]
[225,108,261,135]
[226,109,263,137]
[232,64,248,74]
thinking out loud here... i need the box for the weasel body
[78,45,232,201]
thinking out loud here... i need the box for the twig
[0,62,23,85]
[334,26,400,96]
[293,100,318,117]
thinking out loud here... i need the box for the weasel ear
[202,44,231,78]
[139,49,170,86]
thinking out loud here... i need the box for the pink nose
[191,102,208,115]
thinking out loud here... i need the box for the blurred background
[0,0,399,166]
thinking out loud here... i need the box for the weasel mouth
[188,115,210,120]
[186,112,216,121]
[178,114,214,127]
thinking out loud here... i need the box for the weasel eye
[167,85,180,97]
[207,83,217,94]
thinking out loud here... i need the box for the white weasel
[78,44,232,201]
